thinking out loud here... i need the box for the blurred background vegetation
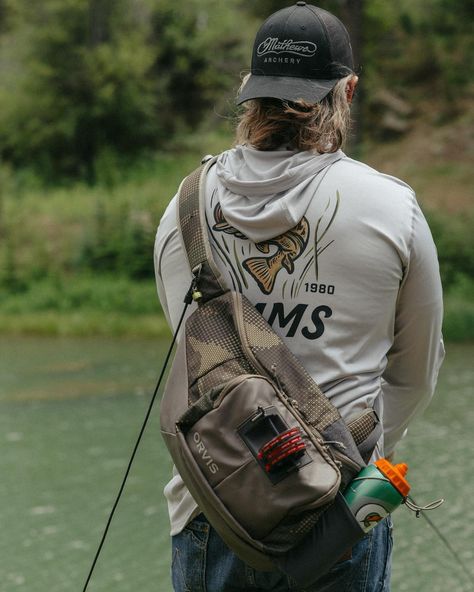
[0,0,472,339]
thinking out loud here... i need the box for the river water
[1,338,473,592]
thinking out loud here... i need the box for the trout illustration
[212,203,248,239]
[212,203,310,295]
[243,218,309,294]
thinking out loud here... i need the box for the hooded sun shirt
[154,145,444,536]
[215,147,343,242]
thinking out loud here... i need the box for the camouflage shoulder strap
[177,156,228,302]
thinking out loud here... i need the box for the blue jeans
[171,514,393,592]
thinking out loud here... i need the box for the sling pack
[160,157,383,584]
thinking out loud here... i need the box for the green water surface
[1,338,473,592]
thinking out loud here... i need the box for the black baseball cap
[237,2,354,105]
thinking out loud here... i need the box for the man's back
[156,147,444,459]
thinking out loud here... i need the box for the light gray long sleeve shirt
[154,146,445,536]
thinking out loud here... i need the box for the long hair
[235,75,354,153]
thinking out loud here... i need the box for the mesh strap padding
[348,411,377,447]
[178,160,226,300]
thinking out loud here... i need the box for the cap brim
[236,74,340,105]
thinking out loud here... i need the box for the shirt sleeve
[381,201,445,456]
[154,193,196,334]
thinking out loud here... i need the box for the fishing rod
[81,286,194,592]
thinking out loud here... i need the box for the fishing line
[81,287,193,592]
[407,495,474,590]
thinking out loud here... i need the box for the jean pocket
[182,514,210,548]
[172,516,210,592]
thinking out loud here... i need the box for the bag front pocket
[274,492,366,587]
[178,375,340,539]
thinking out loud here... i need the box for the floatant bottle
[343,459,410,532]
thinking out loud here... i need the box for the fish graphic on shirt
[212,203,309,295]
[243,219,310,294]
[212,203,248,239]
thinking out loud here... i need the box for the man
[154,3,444,591]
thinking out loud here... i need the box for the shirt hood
[215,145,344,242]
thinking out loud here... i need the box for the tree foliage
[0,0,472,181]
[0,0,244,180]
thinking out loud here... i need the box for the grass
[442,278,474,343]
[0,273,471,342]
[0,129,233,281]
[0,275,170,337]
[0,275,160,315]
[0,124,472,340]
[0,311,170,337]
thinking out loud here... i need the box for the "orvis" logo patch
[193,432,219,474]
[257,37,317,58]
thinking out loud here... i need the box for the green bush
[77,199,156,280]
[443,276,474,342]
[0,0,245,181]
[425,210,474,290]
[0,274,161,315]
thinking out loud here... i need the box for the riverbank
[0,275,472,342]
[0,275,169,338]
[0,310,169,338]
[1,120,472,341]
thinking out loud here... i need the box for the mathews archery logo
[193,432,219,475]
[257,37,317,58]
